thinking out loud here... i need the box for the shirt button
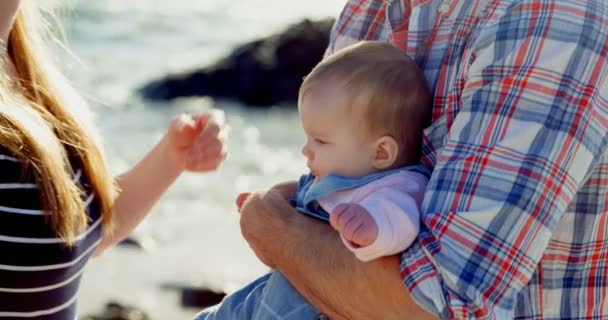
[439,0,451,14]
[315,314,330,320]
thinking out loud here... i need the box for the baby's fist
[236,192,251,211]
[330,203,378,248]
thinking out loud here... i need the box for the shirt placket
[387,0,454,59]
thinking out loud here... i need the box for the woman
[0,1,227,319]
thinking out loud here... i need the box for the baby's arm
[330,187,421,262]
[329,204,378,247]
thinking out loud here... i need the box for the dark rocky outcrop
[160,282,227,308]
[139,18,335,107]
[81,301,150,320]
[118,235,157,252]
[180,287,226,308]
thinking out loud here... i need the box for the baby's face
[299,84,377,179]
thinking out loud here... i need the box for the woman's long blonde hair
[1,2,115,244]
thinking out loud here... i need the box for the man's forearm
[277,211,436,319]
[240,186,438,319]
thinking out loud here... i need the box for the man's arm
[242,2,608,318]
[239,184,437,320]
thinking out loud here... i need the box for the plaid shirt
[327,0,608,319]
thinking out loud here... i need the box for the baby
[291,40,431,261]
[196,40,432,320]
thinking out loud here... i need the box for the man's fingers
[270,181,298,200]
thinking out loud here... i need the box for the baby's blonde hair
[299,41,431,165]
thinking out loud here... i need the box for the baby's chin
[309,171,324,183]
[308,168,319,177]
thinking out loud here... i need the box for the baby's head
[298,41,431,179]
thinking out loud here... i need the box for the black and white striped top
[0,147,102,319]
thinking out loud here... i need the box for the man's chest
[395,0,509,166]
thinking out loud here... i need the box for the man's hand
[238,181,298,268]
[330,203,378,247]
[238,181,437,320]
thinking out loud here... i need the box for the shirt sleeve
[399,5,608,320]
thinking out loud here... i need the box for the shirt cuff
[340,207,394,262]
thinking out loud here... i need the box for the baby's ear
[372,136,399,170]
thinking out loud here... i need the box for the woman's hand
[96,111,228,255]
[165,111,228,173]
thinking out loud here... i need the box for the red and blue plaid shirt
[327,0,608,318]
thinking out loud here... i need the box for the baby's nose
[301,144,313,159]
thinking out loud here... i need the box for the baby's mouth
[306,163,315,176]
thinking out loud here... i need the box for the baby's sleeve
[344,186,422,262]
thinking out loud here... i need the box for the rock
[160,282,227,308]
[81,301,150,320]
[180,287,226,308]
[139,18,335,107]
[118,235,157,252]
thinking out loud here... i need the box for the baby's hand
[236,192,251,211]
[329,203,378,248]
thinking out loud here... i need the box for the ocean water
[57,0,344,318]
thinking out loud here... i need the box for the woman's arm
[95,134,181,253]
[239,184,437,320]
[95,112,226,254]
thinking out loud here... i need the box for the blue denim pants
[194,271,327,320]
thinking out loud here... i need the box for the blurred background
[54,0,344,318]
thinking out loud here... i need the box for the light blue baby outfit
[194,165,430,320]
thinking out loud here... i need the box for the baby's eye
[314,139,327,145]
